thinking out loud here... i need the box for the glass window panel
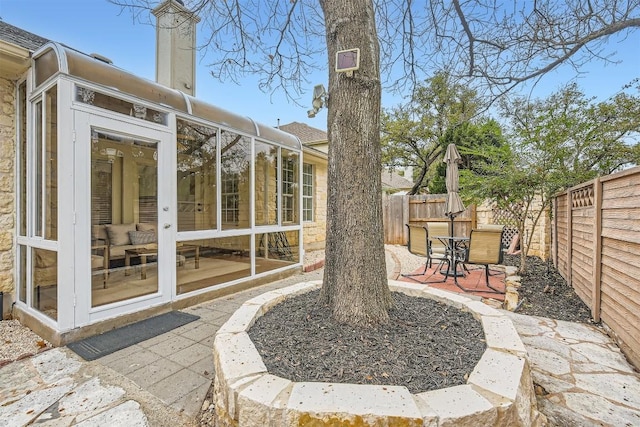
[303,163,314,222]
[44,86,58,240]
[90,129,159,307]
[256,123,301,149]
[220,131,251,230]
[76,86,168,125]
[32,247,57,320]
[18,245,26,303]
[34,48,59,88]
[254,141,278,226]
[35,100,43,237]
[177,120,217,231]
[255,231,300,274]
[176,236,251,295]
[281,149,299,225]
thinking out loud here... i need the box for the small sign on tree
[335,48,360,77]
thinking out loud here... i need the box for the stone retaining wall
[213,280,545,426]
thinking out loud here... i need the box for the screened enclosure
[15,42,303,334]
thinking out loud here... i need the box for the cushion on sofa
[105,223,136,246]
[92,224,109,242]
[129,230,157,245]
[137,223,157,233]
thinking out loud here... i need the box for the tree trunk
[318,0,392,326]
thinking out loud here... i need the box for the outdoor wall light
[307,84,328,118]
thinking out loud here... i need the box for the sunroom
[16,42,303,344]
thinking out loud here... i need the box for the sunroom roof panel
[188,96,258,136]
[62,45,189,112]
[257,123,301,149]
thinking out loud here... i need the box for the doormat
[67,311,199,361]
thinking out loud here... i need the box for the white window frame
[302,163,314,222]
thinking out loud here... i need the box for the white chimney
[152,0,200,96]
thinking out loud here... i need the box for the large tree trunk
[318,0,392,326]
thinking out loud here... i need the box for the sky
[1,0,638,132]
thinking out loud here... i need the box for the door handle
[164,223,171,229]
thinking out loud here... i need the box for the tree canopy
[381,73,506,194]
[462,82,640,271]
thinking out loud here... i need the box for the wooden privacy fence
[383,194,476,245]
[553,166,640,369]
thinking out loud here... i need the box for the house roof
[381,170,414,191]
[0,21,50,78]
[0,21,50,52]
[279,122,327,144]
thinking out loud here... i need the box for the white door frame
[73,111,175,327]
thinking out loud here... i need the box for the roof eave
[0,41,31,79]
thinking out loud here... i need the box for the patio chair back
[465,228,504,265]
[406,224,429,257]
[405,223,450,267]
[426,222,449,257]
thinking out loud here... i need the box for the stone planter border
[213,280,544,426]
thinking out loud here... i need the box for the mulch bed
[503,254,593,323]
[201,254,595,425]
[248,290,485,394]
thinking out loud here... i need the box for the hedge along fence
[552,166,640,370]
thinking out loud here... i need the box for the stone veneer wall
[303,159,327,251]
[0,77,16,310]
[475,199,551,260]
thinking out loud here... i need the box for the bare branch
[111,0,639,104]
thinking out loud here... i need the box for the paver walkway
[506,312,640,426]
[1,246,640,426]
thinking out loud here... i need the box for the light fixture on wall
[307,84,328,118]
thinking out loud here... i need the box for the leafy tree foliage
[428,120,506,193]
[462,83,640,272]
[381,73,506,194]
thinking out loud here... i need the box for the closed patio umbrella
[444,143,465,235]
[443,143,466,277]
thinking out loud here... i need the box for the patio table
[432,236,469,278]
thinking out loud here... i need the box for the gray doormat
[67,311,199,361]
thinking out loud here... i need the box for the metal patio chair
[401,224,450,283]
[457,228,506,293]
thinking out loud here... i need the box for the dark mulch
[200,255,595,424]
[247,255,594,394]
[248,290,485,394]
[503,254,594,323]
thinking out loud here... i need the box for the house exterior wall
[0,76,16,299]
[303,156,327,251]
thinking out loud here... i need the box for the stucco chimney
[152,0,200,96]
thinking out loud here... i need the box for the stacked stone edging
[213,280,546,426]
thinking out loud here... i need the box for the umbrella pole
[450,215,455,276]
[448,214,464,277]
